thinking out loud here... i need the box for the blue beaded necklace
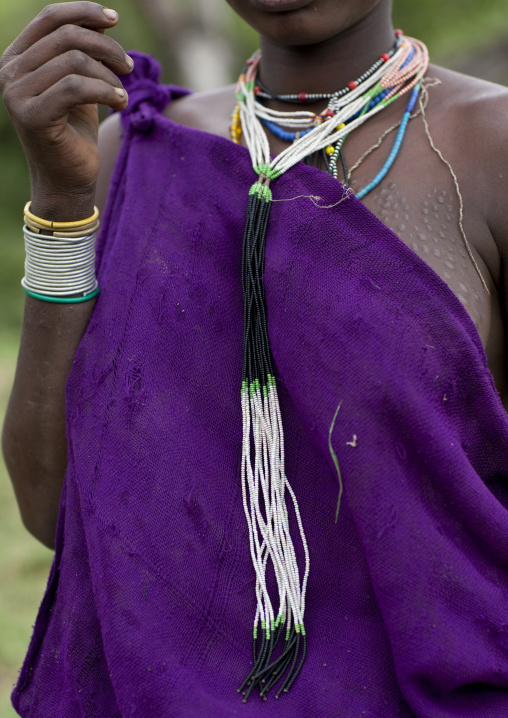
[259,119,313,142]
[356,83,420,199]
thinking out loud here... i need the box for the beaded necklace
[234,35,429,703]
[254,35,401,104]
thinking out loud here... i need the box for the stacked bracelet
[22,202,100,304]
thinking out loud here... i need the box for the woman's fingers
[3,2,119,59]
[11,23,133,79]
[7,49,127,103]
[25,74,127,126]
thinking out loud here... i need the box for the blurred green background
[0,0,507,715]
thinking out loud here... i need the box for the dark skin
[1,0,507,548]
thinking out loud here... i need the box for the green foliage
[393,0,508,59]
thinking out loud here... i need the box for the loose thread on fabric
[271,194,324,204]
[271,188,353,210]
[418,83,490,294]
[328,402,344,524]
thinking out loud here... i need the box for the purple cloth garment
[12,52,508,717]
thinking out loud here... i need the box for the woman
[2,1,508,715]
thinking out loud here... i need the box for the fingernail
[125,54,134,69]
[114,87,126,99]
[103,8,118,20]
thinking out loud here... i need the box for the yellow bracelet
[24,201,100,229]
[24,216,100,237]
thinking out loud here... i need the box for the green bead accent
[285,626,291,640]
[253,626,258,639]
[354,81,386,121]
[270,619,275,631]
[245,81,255,92]
[267,169,282,181]
[380,93,399,110]
[248,183,273,203]
[295,623,301,634]
[267,374,276,387]
[301,624,306,636]
[363,80,383,101]
[262,384,268,398]
[261,620,266,629]
[249,379,261,397]
[235,91,245,103]
[253,164,281,183]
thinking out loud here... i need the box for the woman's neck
[258,3,395,96]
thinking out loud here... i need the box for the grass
[0,334,54,718]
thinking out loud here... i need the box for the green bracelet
[23,286,100,304]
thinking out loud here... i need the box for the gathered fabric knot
[122,78,173,132]
[119,51,191,132]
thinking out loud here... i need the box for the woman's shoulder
[164,84,237,140]
[425,62,508,142]
[423,63,508,255]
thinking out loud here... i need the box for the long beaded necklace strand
[233,34,429,703]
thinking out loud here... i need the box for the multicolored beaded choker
[234,34,429,703]
[230,34,426,196]
[253,34,401,104]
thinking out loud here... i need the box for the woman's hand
[0,1,133,219]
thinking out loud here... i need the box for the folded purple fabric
[13,52,508,718]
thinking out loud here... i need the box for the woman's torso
[140,63,506,397]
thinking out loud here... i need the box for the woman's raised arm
[0,2,132,548]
